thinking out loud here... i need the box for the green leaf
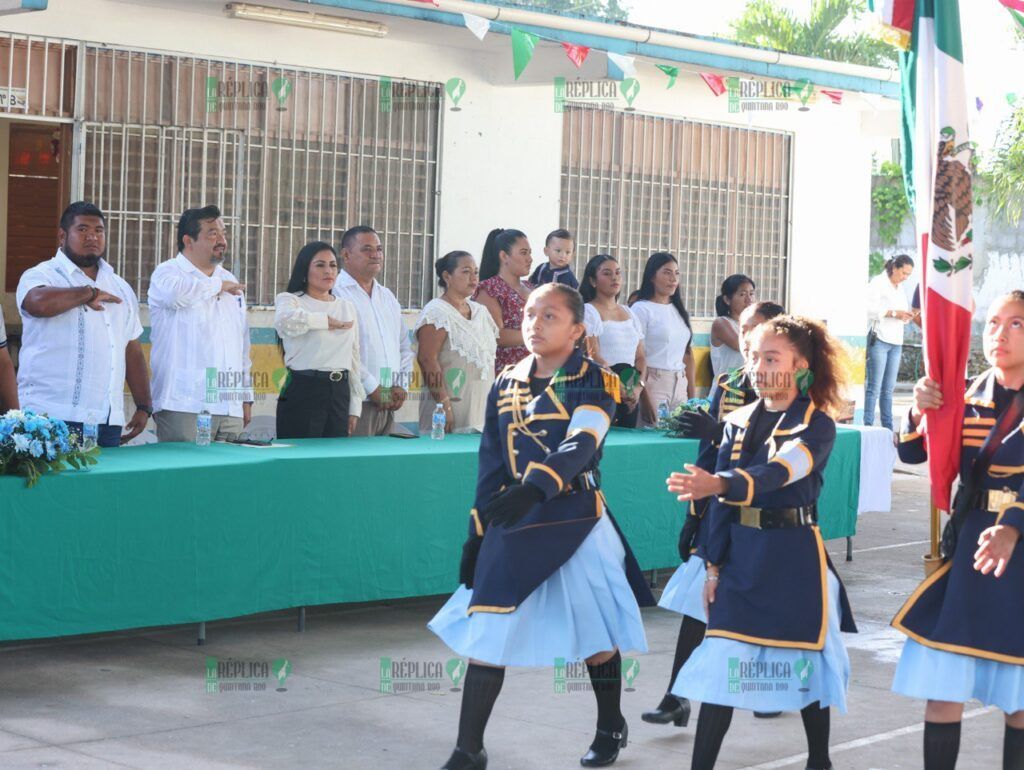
[953,256,972,271]
[933,258,953,273]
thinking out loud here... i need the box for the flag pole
[924,496,943,576]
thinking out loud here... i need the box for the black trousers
[611,362,641,428]
[276,370,351,439]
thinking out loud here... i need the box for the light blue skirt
[658,557,707,623]
[672,572,850,713]
[892,639,1024,713]
[427,515,649,667]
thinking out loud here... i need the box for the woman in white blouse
[580,254,647,428]
[628,253,695,427]
[416,251,499,433]
[274,242,365,439]
[864,254,915,429]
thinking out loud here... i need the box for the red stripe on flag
[1001,0,1024,13]
[892,0,916,31]
[920,281,970,512]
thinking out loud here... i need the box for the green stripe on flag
[934,0,965,62]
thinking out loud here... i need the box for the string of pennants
[409,0,844,104]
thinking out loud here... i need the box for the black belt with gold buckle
[739,505,817,530]
[566,470,600,493]
[968,487,1017,513]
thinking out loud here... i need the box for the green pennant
[511,28,539,81]
[656,64,679,89]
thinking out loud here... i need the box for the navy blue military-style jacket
[465,348,655,615]
[893,369,1024,662]
[702,395,857,650]
[687,370,758,555]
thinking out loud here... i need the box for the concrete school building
[0,0,901,420]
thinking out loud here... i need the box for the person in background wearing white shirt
[580,254,647,428]
[0,312,17,411]
[333,225,414,437]
[709,274,756,395]
[864,254,915,430]
[17,201,151,446]
[274,242,364,438]
[148,205,252,442]
[628,253,695,427]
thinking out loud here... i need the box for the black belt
[290,368,349,382]
[962,485,1017,514]
[738,505,817,530]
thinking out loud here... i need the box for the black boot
[580,721,628,767]
[441,747,487,769]
[805,764,832,770]
[754,711,782,718]
[641,693,691,726]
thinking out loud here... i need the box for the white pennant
[463,12,491,41]
[607,52,637,78]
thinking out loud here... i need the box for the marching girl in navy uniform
[429,283,655,769]
[891,290,1024,770]
[666,316,856,770]
[644,301,785,729]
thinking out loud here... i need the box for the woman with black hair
[628,253,695,426]
[430,282,654,769]
[581,254,647,428]
[415,251,499,434]
[864,254,915,430]
[473,228,534,375]
[710,274,755,392]
[273,241,364,438]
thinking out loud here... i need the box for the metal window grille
[75,44,441,307]
[0,32,76,119]
[561,105,792,317]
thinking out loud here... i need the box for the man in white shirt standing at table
[148,205,253,442]
[16,201,151,446]
[0,311,18,411]
[333,225,414,436]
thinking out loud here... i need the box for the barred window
[561,105,792,317]
[78,45,440,307]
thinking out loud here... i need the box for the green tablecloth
[0,428,860,641]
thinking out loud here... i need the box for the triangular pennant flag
[561,42,590,69]
[656,64,680,89]
[976,96,984,112]
[820,89,844,105]
[511,28,538,81]
[699,72,727,96]
[462,12,490,41]
[999,0,1024,11]
[607,52,637,79]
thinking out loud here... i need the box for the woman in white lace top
[416,251,499,433]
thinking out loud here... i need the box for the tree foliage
[979,106,1024,226]
[729,0,897,67]
[495,0,628,21]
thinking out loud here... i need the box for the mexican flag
[998,0,1024,32]
[900,0,974,512]
[871,0,916,48]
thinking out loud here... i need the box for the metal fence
[1,32,442,307]
[560,105,793,318]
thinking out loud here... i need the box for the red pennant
[700,72,726,97]
[821,89,843,105]
[561,43,591,69]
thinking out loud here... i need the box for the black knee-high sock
[455,663,505,754]
[924,721,961,770]
[800,702,831,770]
[1004,724,1024,770]
[587,651,624,731]
[668,616,707,692]
[691,703,734,770]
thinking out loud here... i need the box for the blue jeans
[863,339,901,429]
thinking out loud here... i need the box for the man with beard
[148,205,252,442]
[16,201,151,446]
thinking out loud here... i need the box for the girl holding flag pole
[892,291,1024,770]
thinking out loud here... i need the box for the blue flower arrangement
[0,410,99,487]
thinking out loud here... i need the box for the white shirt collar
[174,252,227,279]
[55,248,112,281]
[336,269,380,297]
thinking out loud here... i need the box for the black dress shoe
[805,764,832,770]
[580,721,628,767]
[754,711,782,718]
[641,694,691,727]
[441,747,487,769]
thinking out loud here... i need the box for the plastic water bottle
[657,400,670,422]
[82,420,98,452]
[431,403,446,440]
[196,410,212,446]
